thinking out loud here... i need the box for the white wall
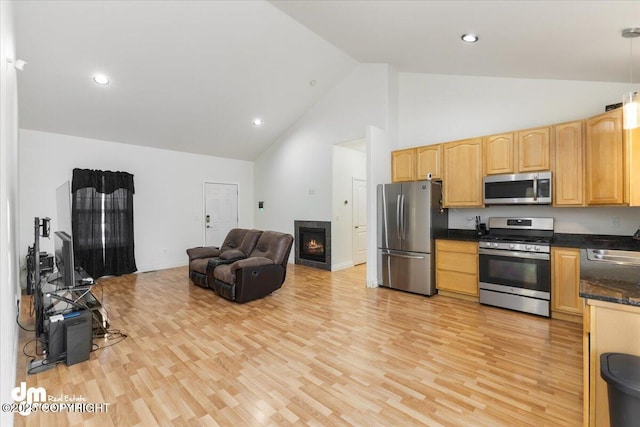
[254,63,391,238]
[19,130,254,277]
[399,73,637,148]
[1,1,19,426]
[331,143,366,270]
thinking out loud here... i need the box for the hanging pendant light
[622,28,640,129]
[624,91,639,129]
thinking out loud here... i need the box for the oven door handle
[479,248,550,260]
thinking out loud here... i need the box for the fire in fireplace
[299,228,326,262]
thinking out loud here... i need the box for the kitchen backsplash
[449,206,640,235]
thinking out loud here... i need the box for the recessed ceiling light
[252,118,263,127]
[93,74,110,85]
[461,33,479,43]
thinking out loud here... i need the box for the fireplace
[294,220,331,270]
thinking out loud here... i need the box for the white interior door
[204,183,238,247]
[352,178,367,265]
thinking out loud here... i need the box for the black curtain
[71,168,137,278]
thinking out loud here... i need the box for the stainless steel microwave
[483,172,552,205]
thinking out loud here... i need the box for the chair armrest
[230,257,274,272]
[186,246,221,261]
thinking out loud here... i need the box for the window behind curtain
[71,168,136,278]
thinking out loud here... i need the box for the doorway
[203,183,238,247]
[332,138,367,271]
[352,178,367,265]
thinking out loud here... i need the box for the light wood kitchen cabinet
[584,299,640,426]
[517,126,550,172]
[584,107,640,206]
[435,240,478,300]
[628,122,640,206]
[586,109,625,205]
[552,121,584,206]
[484,133,514,175]
[484,127,549,175]
[416,144,442,180]
[551,247,583,323]
[391,148,416,182]
[442,138,483,207]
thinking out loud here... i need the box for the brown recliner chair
[209,231,294,303]
[186,229,261,288]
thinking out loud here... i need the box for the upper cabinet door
[553,121,584,206]
[484,133,514,175]
[442,138,483,207]
[416,144,442,180]
[391,148,416,182]
[517,127,550,172]
[586,109,625,205]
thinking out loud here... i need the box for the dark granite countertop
[580,277,640,307]
[553,233,640,251]
[439,229,481,242]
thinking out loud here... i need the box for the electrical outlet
[611,217,620,228]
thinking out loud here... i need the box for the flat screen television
[53,231,75,288]
[56,181,72,236]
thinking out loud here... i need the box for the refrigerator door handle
[400,193,406,240]
[390,253,425,260]
[380,249,425,260]
[396,194,402,240]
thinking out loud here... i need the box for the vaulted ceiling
[13,1,640,160]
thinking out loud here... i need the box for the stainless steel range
[479,217,554,317]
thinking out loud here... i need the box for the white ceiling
[273,0,640,82]
[14,1,640,160]
[13,1,356,161]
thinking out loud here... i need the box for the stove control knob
[534,245,540,251]
[492,243,499,248]
[525,245,532,250]
[485,242,492,247]
[509,244,515,249]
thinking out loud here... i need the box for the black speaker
[64,310,92,366]
[46,315,66,362]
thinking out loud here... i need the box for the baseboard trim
[331,261,354,272]
[137,261,187,273]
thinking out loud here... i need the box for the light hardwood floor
[15,264,582,426]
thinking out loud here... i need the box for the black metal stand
[29,217,57,374]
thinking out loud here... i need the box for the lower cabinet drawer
[436,270,478,296]
[436,251,477,274]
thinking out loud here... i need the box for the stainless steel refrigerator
[377,181,448,296]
